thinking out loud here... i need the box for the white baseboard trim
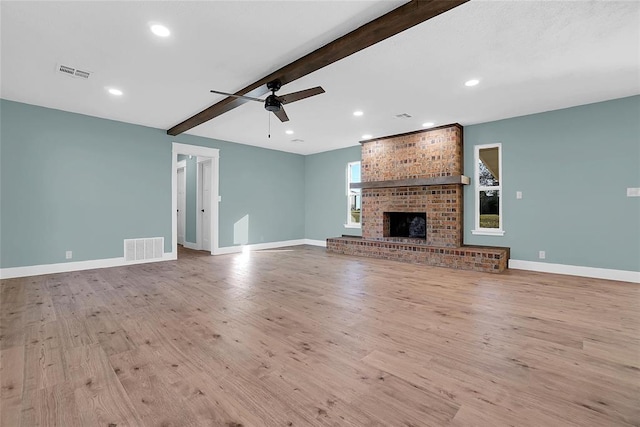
[215,239,308,255]
[183,242,201,251]
[304,239,327,247]
[0,252,176,280]
[509,259,640,283]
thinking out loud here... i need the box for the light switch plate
[65,251,72,259]
[516,191,522,199]
[627,188,640,197]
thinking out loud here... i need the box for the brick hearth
[327,124,510,273]
[327,237,509,273]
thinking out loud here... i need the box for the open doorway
[172,143,220,256]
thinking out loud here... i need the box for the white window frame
[345,161,361,228]
[471,143,505,236]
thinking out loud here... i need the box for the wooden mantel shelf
[350,175,470,189]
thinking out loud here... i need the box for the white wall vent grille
[124,237,164,262]
[57,63,92,79]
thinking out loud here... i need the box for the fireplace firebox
[385,212,426,239]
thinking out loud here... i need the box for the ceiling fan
[210,80,325,122]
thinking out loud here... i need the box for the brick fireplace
[327,124,509,273]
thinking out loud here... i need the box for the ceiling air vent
[394,113,412,119]
[74,69,91,79]
[291,139,304,143]
[59,64,75,75]
[57,63,92,79]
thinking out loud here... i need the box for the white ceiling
[2,1,639,155]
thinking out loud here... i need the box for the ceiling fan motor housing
[266,80,282,92]
[264,94,282,112]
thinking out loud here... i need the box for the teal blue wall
[304,146,362,240]
[0,99,305,268]
[2,96,638,272]
[303,96,639,272]
[178,154,198,243]
[463,96,640,271]
[177,154,198,244]
[185,156,197,243]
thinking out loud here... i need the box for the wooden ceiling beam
[167,0,469,136]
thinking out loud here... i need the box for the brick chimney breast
[361,125,463,247]
[327,123,510,273]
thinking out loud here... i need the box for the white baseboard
[509,259,640,283]
[183,241,201,250]
[1,238,323,278]
[0,252,176,280]
[304,239,327,247]
[215,239,308,255]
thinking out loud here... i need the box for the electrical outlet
[538,250,545,259]
[65,250,73,259]
[627,188,640,197]
[516,191,522,199]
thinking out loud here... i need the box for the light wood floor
[1,246,639,427]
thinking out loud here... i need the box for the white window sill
[344,224,362,229]
[471,229,505,236]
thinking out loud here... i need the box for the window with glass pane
[473,144,504,235]
[347,161,361,226]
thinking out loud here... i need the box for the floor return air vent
[124,238,164,262]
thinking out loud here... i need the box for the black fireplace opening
[387,212,426,238]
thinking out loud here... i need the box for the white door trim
[172,143,220,255]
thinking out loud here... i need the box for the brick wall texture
[327,238,510,273]
[362,185,462,247]
[361,125,463,182]
[327,124,509,273]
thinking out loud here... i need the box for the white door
[177,166,186,245]
[201,160,212,251]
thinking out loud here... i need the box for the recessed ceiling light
[150,24,171,37]
[422,122,435,128]
[353,111,364,117]
[285,130,294,135]
[362,134,372,140]
[465,79,480,87]
[107,88,123,96]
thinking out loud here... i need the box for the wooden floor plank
[0,245,638,426]
[21,383,83,427]
[1,345,24,400]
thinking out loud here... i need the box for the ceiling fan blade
[210,90,263,102]
[278,87,325,105]
[273,107,289,122]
